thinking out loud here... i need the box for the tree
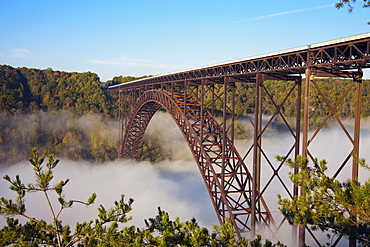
[336,0,370,12]
[276,155,370,246]
[335,0,370,24]
[0,148,286,246]
[0,148,134,246]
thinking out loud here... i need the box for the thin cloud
[233,4,334,23]
[89,56,179,70]
[0,48,31,58]
[11,48,31,58]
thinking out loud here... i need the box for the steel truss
[110,33,370,246]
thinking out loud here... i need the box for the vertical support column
[300,68,313,247]
[302,69,312,158]
[170,82,174,113]
[184,81,188,114]
[292,77,302,245]
[349,70,362,247]
[231,82,236,144]
[211,85,215,116]
[251,73,263,238]
[200,80,205,148]
[120,88,135,158]
[352,70,362,182]
[222,77,229,221]
[118,90,124,158]
[126,89,134,157]
[257,76,263,202]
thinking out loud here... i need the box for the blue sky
[0,0,369,81]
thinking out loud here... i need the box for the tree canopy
[276,155,370,246]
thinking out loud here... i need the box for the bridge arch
[121,89,272,237]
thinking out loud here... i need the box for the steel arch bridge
[120,89,272,236]
[109,33,370,246]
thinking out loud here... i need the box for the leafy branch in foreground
[335,0,370,12]
[0,148,133,246]
[276,155,370,246]
[335,0,370,24]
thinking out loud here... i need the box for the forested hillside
[0,65,155,165]
[0,65,114,115]
[1,65,369,165]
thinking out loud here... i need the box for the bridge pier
[299,68,313,247]
[251,73,263,238]
[293,76,303,246]
[353,71,362,182]
[299,67,364,247]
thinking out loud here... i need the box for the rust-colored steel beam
[352,72,363,182]
[299,68,312,247]
[251,73,262,237]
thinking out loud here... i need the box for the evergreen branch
[43,189,62,247]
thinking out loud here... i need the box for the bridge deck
[109,33,370,92]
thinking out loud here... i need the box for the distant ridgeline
[0,65,369,165]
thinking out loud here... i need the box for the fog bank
[0,158,217,229]
[0,112,369,246]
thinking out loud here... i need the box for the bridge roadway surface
[109,33,370,246]
[109,32,370,91]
